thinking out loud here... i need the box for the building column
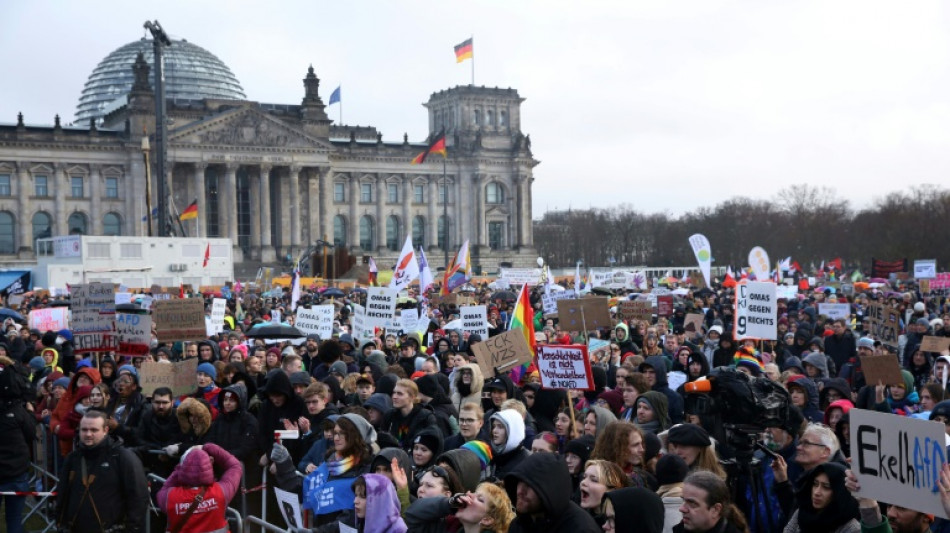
[16,162,31,255]
[401,176,412,250]
[319,169,330,243]
[259,164,275,262]
[348,176,358,250]
[89,165,102,235]
[224,163,239,247]
[193,163,207,238]
[307,169,319,245]
[374,175,384,252]
[249,172,260,255]
[525,176,534,246]
[54,164,67,236]
[289,165,302,254]
[427,177,438,251]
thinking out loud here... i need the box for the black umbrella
[245,323,304,339]
[591,287,614,296]
[0,308,23,322]
[322,288,345,298]
[350,288,367,295]
[489,291,517,303]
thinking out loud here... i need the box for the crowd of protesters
[2,272,950,533]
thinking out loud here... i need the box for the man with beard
[56,411,149,533]
[134,387,183,478]
[844,469,934,533]
[301,333,321,372]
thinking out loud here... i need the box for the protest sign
[588,338,610,362]
[429,293,457,307]
[914,259,937,279]
[115,292,132,305]
[656,295,674,317]
[921,336,950,354]
[139,358,199,397]
[557,297,611,331]
[866,302,900,349]
[29,308,68,332]
[775,285,798,300]
[818,303,851,321]
[350,304,372,346]
[932,273,950,290]
[365,287,397,329]
[860,355,904,386]
[537,345,594,390]
[499,268,541,286]
[206,298,227,336]
[541,289,576,315]
[400,308,419,333]
[271,309,281,324]
[153,298,207,342]
[471,329,534,377]
[683,313,705,334]
[460,306,489,339]
[617,300,653,323]
[734,280,777,340]
[274,487,304,530]
[850,408,949,519]
[296,305,334,339]
[115,312,151,357]
[70,283,116,353]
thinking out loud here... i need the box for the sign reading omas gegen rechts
[733,280,777,340]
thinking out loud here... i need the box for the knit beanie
[656,454,689,486]
[197,362,217,380]
[460,440,493,471]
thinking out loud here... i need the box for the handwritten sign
[153,298,207,342]
[350,304,372,346]
[274,487,304,530]
[617,300,653,323]
[115,312,151,357]
[541,290,576,315]
[71,283,117,353]
[921,336,950,354]
[460,306,489,339]
[656,295,674,317]
[850,408,949,519]
[365,287,397,329]
[556,297,611,331]
[866,302,900,349]
[207,298,227,336]
[538,345,594,390]
[400,308,419,334]
[818,303,851,321]
[139,358,199,397]
[29,308,68,332]
[734,280,777,341]
[296,305,334,339]
[499,268,541,286]
[471,329,534,377]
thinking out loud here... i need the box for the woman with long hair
[666,423,727,480]
[554,407,581,450]
[783,463,859,533]
[590,421,651,487]
[642,334,663,357]
[578,460,630,524]
[305,413,376,527]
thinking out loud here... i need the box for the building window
[0,212,15,254]
[103,212,122,236]
[32,212,52,245]
[413,184,425,203]
[68,212,88,235]
[0,175,10,197]
[386,216,400,251]
[489,221,504,250]
[438,215,452,250]
[486,110,494,127]
[34,176,48,197]
[71,176,84,198]
[359,215,374,250]
[334,182,346,203]
[486,182,504,204]
[360,183,373,203]
[412,216,426,248]
[333,215,347,247]
[500,110,508,127]
[438,181,452,204]
[105,177,119,198]
[387,183,399,203]
[473,109,481,126]
[120,243,142,258]
[87,243,110,259]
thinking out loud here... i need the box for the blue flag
[141,207,159,222]
[302,463,355,515]
[328,85,341,105]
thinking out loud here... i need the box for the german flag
[410,131,447,164]
[179,199,198,221]
[454,38,473,63]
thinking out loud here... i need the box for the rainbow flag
[507,283,536,384]
[441,240,471,295]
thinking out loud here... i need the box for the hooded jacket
[489,409,529,481]
[787,376,823,423]
[370,447,413,482]
[157,443,243,533]
[197,339,221,363]
[411,425,444,472]
[382,402,438,452]
[530,386,566,434]
[586,405,617,438]
[50,365,101,455]
[818,378,852,411]
[643,355,685,424]
[177,397,213,449]
[824,329,856,374]
[614,323,638,357]
[712,334,737,369]
[824,399,854,427]
[604,487,665,533]
[257,369,305,455]
[785,462,860,533]
[504,453,600,533]
[357,473,408,533]
[134,397,184,477]
[56,435,149,533]
[636,390,672,434]
[450,363,484,412]
[205,384,260,461]
[802,352,830,379]
[437,448,483,492]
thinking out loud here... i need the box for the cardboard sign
[70,283,117,353]
[818,303,851,321]
[617,300,652,323]
[115,312,151,357]
[557,297,612,331]
[866,302,900,349]
[537,345,594,390]
[860,355,904,386]
[850,408,949,519]
[365,287,397,329]
[296,305,334,340]
[400,309,419,333]
[429,293,457,307]
[207,298,227,336]
[460,306,489,339]
[29,308,68,332]
[541,289,576,315]
[734,280,777,341]
[915,259,937,279]
[139,358,199,397]
[471,328,534,377]
[656,295,674,317]
[274,486,304,530]
[921,336,950,354]
[683,313,705,333]
[153,298,207,342]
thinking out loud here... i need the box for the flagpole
[443,156,449,268]
[470,35,475,86]
[340,86,343,125]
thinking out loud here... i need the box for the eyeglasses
[459,418,479,425]
[426,465,450,480]
[797,439,827,449]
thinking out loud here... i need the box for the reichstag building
[0,36,539,272]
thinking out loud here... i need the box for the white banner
[460,305,489,339]
[748,246,771,282]
[537,345,594,390]
[541,289,576,315]
[295,305,335,340]
[499,268,542,286]
[818,303,851,321]
[207,298,227,335]
[400,308,419,333]
[915,259,937,279]
[116,312,152,357]
[689,234,712,287]
[274,486,304,530]
[365,287,397,329]
[734,280,777,340]
[351,304,372,347]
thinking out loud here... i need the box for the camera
[683,367,790,438]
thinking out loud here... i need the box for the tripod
[720,426,778,533]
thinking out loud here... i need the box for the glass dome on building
[75,38,246,123]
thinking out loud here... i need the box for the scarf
[457,381,472,397]
[635,419,661,434]
[326,454,359,476]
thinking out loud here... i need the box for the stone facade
[0,54,538,273]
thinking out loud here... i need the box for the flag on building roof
[368,257,378,286]
[410,130,447,164]
[328,85,341,105]
[179,199,198,221]
[454,38,473,63]
[441,240,471,295]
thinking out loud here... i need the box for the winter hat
[438,448,483,492]
[306,333,321,343]
[28,356,44,372]
[784,356,805,374]
[667,423,711,448]
[41,331,57,348]
[708,325,723,336]
[655,454,689,486]
[118,364,139,384]
[341,413,377,444]
[782,405,806,436]
[914,302,926,313]
[597,389,624,415]
[289,371,311,387]
[413,431,442,456]
[930,400,950,421]
[52,376,70,390]
[366,350,388,372]
[75,358,93,370]
[197,362,217,380]
[376,374,398,396]
[415,374,442,399]
[734,347,763,376]
[856,337,875,350]
[460,440,493,471]
[364,392,393,415]
[916,318,930,327]
[489,410,526,454]
[564,435,596,465]
[329,360,348,378]
[643,431,662,463]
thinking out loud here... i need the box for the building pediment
[168,105,334,151]
[485,204,509,216]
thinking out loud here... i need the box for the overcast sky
[2,1,949,218]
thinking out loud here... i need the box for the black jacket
[56,436,149,533]
[133,404,183,477]
[0,400,35,481]
[206,384,260,462]
[504,453,600,533]
[257,370,305,456]
[382,403,438,452]
[644,355,685,424]
[106,390,147,447]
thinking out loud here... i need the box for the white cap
[709,325,723,336]
[914,302,926,313]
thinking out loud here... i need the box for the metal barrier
[146,473,247,533]
[245,515,290,533]
[24,423,60,533]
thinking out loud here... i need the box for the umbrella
[490,291,517,303]
[442,319,463,331]
[591,287,614,296]
[245,323,304,339]
[322,288,345,298]
[350,288,367,295]
[0,308,24,322]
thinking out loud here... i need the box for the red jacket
[157,443,242,533]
